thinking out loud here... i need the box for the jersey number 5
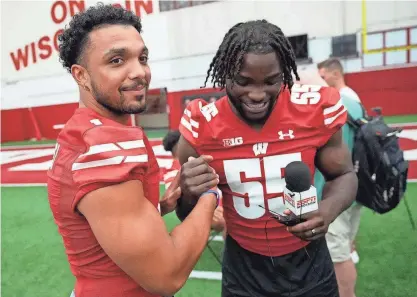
[291,84,321,105]
[223,153,302,219]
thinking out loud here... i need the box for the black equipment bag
[347,107,409,214]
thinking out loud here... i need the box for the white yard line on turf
[212,235,224,242]
[388,122,417,127]
[1,182,167,187]
[1,138,164,151]
[190,270,222,281]
[1,183,48,187]
[2,180,417,188]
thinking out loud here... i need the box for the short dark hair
[58,3,142,73]
[317,58,344,74]
[203,19,299,90]
[163,130,181,153]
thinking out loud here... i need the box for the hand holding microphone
[278,161,331,241]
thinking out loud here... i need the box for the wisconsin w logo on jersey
[253,143,268,156]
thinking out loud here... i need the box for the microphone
[278,161,319,226]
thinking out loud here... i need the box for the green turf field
[1,183,416,297]
[2,116,417,297]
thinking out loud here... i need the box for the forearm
[320,171,358,222]
[169,194,217,284]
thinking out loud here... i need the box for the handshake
[159,155,220,216]
[159,155,225,233]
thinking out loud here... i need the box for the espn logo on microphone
[283,186,319,216]
[297,196,317,208]
[284,193,316,208]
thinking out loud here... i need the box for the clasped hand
[160,155,219,215]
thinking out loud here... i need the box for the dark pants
[222,235,339,297]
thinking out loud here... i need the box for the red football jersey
[47,108,160,297]
[163,158,181,190]
[179,84,347,257]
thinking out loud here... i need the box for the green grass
[145,129,168,139]
[1,139,57,147]
[1,118,417,296]
[383,114,417,124]
[2,184,417,297]
[355,186,417,297]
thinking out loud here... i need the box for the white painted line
[388,122,417,127]
[211,235,224,242]
[1,182,167,187]
[189,270,222,281]
[1,183,47,187]
[53,124,65,130]
[2,179,416,188]
[1,138,164,151]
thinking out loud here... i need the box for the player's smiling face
[82,24,151,115]
[226,51,283,126]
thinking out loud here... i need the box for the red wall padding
[1,108,33,142]
[32,103,79,139]
[1,103,78,142]
[2,67,417,143]
[167,87,220,130]
[346,66,417,116]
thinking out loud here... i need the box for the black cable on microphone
[263,161,323,297]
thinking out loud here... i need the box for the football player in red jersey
[47,4,221,297]
[176,20,358,297]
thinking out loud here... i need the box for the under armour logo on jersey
[223,137,243,147]
[90,119,102,126]
[200,102,218,122]
[253,143,268,156]
[278,130,295,140]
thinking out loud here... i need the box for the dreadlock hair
[203,20,300,90]
[58,3,142,73]
[163,130,181,153]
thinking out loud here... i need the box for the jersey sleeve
[318,87,347,146]
[71,125,149,210]
[178,99,210,148]
[163,159,181,190]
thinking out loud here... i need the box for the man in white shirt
[318,58,361,103]
[317,58,363,297]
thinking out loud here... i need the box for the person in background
[184,98,191,107]
[163,130,226,234]
[316,59,364,297]
[318,58,361,103]
[209,96,218,103]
